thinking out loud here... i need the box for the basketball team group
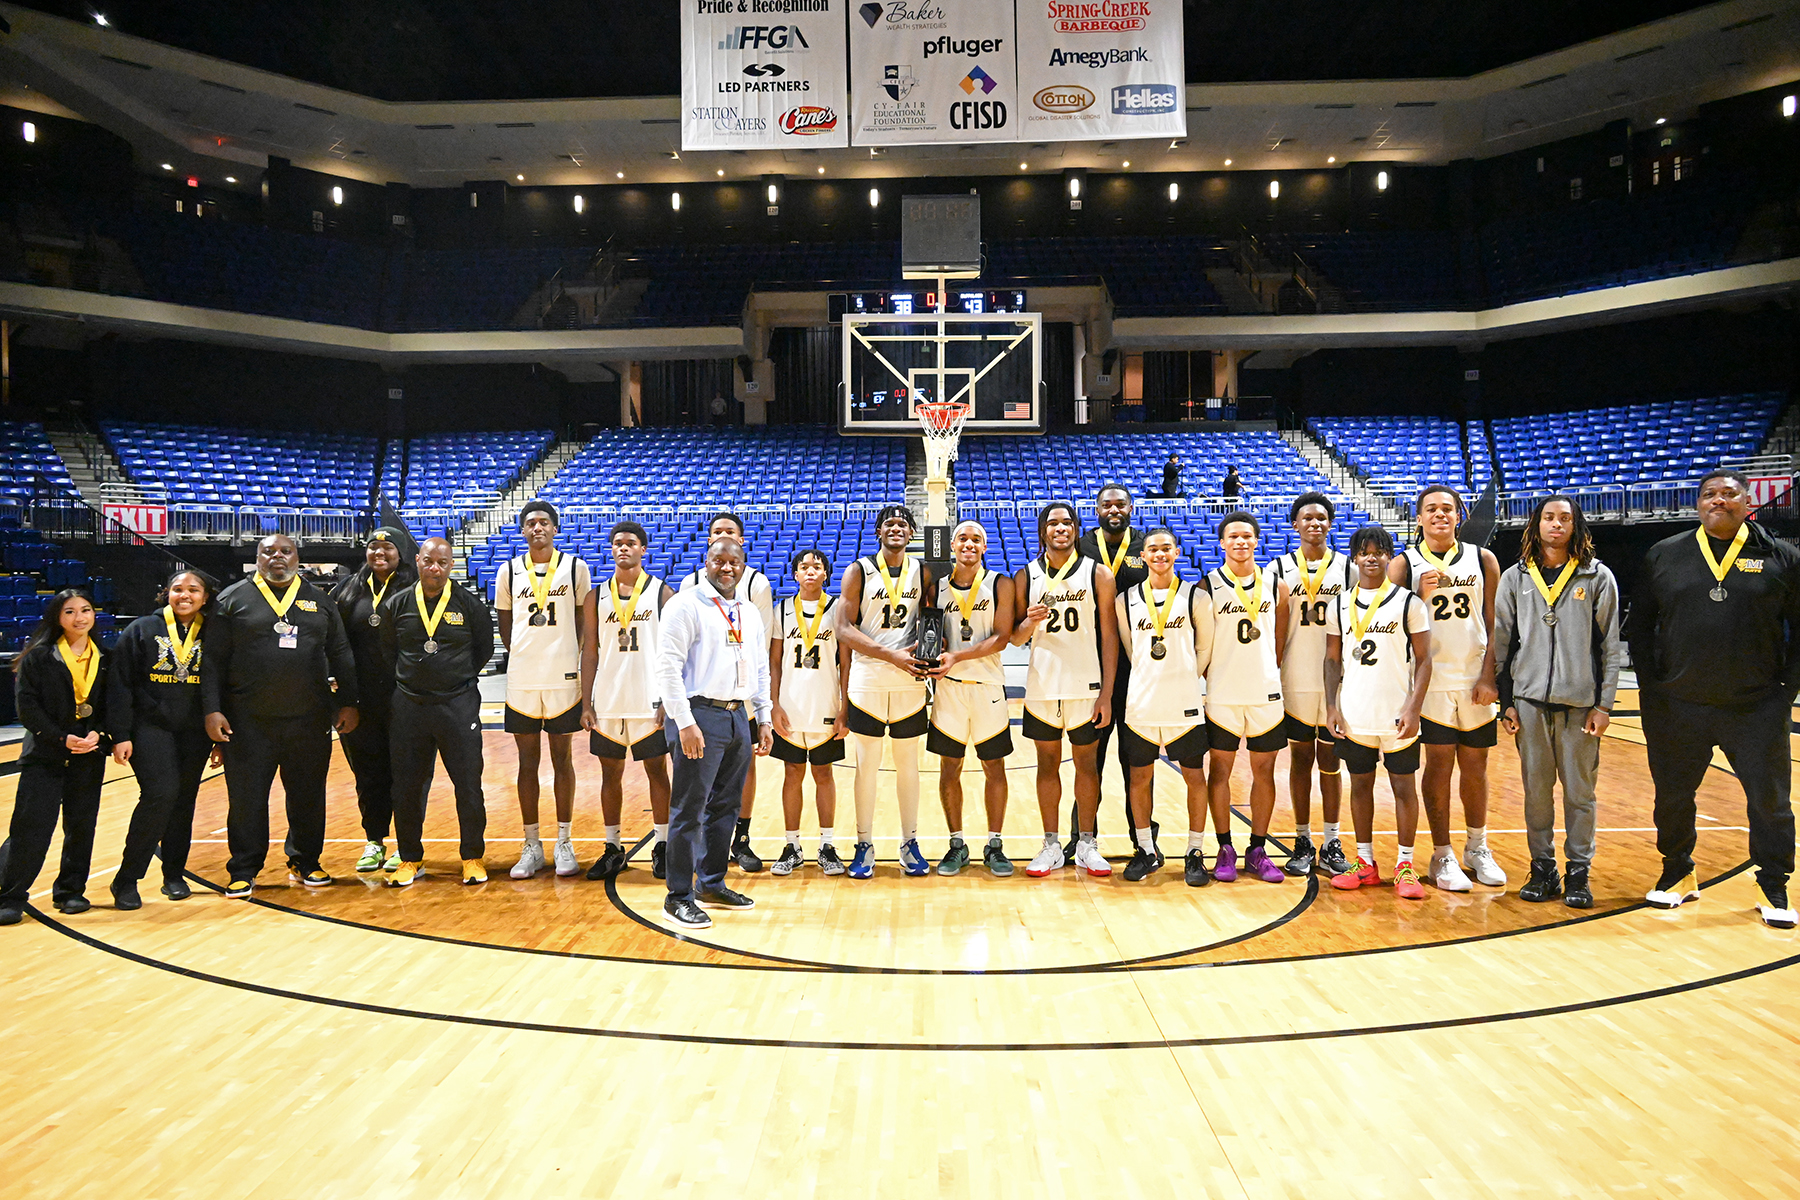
[4,470,1797,933]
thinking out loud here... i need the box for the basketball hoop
[917,399,970,485]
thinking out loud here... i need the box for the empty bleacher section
[103,421,378,541]
[467,428,907,598]
[383,430,554,539]
[1308,416,1492,512]
[0,530,116,655]
[384,247,595,332]
[0,421,79,504]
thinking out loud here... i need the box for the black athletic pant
[391,689,486,863]
[1077,659,1134,840]
[118,724,213,886]
[338,697,395,843]
[0,754,106,907]
[223,712,332,880]
[1642,686,1796,889]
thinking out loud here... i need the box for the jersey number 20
[1044,606,1080,633]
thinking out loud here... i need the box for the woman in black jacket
[106,569,220,910]
[1,589,111,925]
[331,527,419,873]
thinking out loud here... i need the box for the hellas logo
[1033,85,1094,113]
[779,105,839,135]
[1111,83,1176,114]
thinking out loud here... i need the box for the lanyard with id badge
[711,596,747,690]
[256,575,303,649]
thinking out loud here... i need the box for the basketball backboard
[839,311,1043,436]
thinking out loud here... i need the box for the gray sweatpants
[1513,699,1599,866]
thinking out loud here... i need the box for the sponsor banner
[849,0,1018,145]
[1016,0,1185,142]
[681,0,848,150]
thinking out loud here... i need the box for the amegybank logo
[1111,83,1176,114]
[1047,1,1151,33]
[1048,46,1150,68]
[779,105,840,135]
[1033,85,1094,114]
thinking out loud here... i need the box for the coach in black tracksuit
[1076,484,1147,852]
[204,534,359,894]
[379,536,494,871]
[1628,469,1800,922]
[106,570,217,908]
[332,526,419,865]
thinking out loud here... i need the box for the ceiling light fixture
[22,122,36,144]
[1019,162,1028,170]
[1655,116,1667,125]
[671,191,681,211]
[1784,94,1797,118]
[818,166,825,174]
[1222,158,1232,166]
[516,174,524,181]
[1327,156,1336,163]
[1121,160,1130,168]
[1268,179,1280,199]
[717,169,724,176]
[616,171,624,178]
[224,176,237,183]
[574,194,584,213]
[331,185,343,205]
[92,13,108,26]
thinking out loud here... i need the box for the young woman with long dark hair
[1,589,111,924]
[106,568,221,909]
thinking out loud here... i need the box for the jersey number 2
[1353,638,1379,665]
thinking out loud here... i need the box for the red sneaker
[1331,858,1381,890]
[1394,863,1425,899]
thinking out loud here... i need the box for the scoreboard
[828,290,1029,322]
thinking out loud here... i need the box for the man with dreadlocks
[1493,495,1621,910]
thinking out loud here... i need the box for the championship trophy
[914,605,947,672]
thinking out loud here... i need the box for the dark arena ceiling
[6,0,1722,102]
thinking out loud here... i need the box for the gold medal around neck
[795,595,828,656]
[163,606,202,680]
[1349,580,1394,643]
[1225,563,1265,640]
[255,574,301,636]
[1295,548,1335,602]
[1415,538,1461,577]
[1526,558,1578,628]
[609,572,649,635]
[366,572,395,627]
[876,553,912,616]
[1695,524,1747,603]
[415,583,453,654]
[58,635,99,718]
[950,568,987,643]
[1097,528,1133,577]
[1143,579,1180,660]
[525,549,562,626]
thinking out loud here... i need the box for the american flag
[1003,402,1031,419]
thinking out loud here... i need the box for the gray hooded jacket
[1493,556,1622,711]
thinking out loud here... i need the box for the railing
[161,504,373,545]
[1136,396,1278,424]
[1487,479,1794,524]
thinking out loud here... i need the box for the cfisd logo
[959,65,998,95]
[717,25,810,51]
[884,63,918,101]
[1033,84,1094,113]
[1111,83,1176,114]
[779,105,839,135]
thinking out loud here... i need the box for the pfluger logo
[1033,85,1093,113]
[779,105,839,134]
[1046,1,1151,33]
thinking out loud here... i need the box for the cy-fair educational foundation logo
[884,63,918,100]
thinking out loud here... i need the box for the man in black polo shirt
[204,533,359,898]
[1075,483,1147,856]
[379,536,495,887]
[1629,468,1800,928]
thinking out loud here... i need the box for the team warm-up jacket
[202,576,359,721]
[1077,528,1147,592]
[14,641,112,765]
[334,572,404,710]
[1626,522,1800,708]
[1493,558,1622,712]
[104,611,207,738]
[379,583,495,701]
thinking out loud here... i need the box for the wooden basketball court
[2,689,1797,1198]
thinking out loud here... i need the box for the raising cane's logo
[779,105,840,135]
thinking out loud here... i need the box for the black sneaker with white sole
[1184,849,1211,887]
[770,844,804,876]
[1318,838,1353,878]
[698,884,756,910]
[1283,837,1316,877]
[585,842,628,881]
[816,844,846,876]
[732,836,764,873]
[664,895,711,929]
[652,841,668,880]
[1124,845,1160,882]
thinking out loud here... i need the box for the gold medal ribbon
[1415,539,1461,577]
[877,554,912,614]
[368,572,394,612]
[1349,581,1394,643]
[609,572,648,635]
[57,635,99,711]
[1042,551,1079,590]
[254,574,301,622]
[163,606,202,671]
[1143,580,1180,642]
[526,550,562,618]
[795,597,827,655]
[1296,548,1335,602]
[1226,564,1264,627]
[415,582,453,641]
[1098,529,1133,577]
[1695,523,1748,587]
[950,568,988,632]
[1525,559,1578,613]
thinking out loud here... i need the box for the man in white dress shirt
[655,536,774,929]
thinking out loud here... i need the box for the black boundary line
[25,901,1800,1051]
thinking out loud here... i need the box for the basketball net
[917,399,968,529]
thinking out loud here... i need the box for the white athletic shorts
[506,684,581,722]
[1206,699,1286,739]
[847,684,929,738]
[930,679,1010,748]
[1421,690,1499,732]
[1285,692,1327,729]
[593,717,661,746]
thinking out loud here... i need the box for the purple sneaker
[1212,844,1239,882]
[1246,846,1285,883]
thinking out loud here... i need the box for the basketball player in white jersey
[1202,511,1291,884]
[926,521,1017,876]
[768,548,848,877]
[1328,525,1434,900]
[1011,502,1118,877]
[1113,528,1213,884]
[679,512,776,873]
[1271,492,1356,879]
[836,505,933,880]
[1390,484,1506,891]
[494,500,598,879]
[580,521,674,882]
